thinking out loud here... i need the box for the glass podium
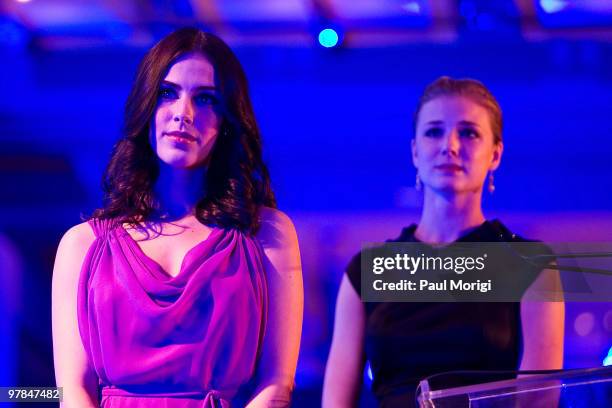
[417,366,612,407]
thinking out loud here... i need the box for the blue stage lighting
[540,0,568,14]
[0,19,28,47]
[604,346,612,366]
[318,28,339,48]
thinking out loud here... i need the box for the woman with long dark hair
[52,27,303,408]
[323,77,564,407]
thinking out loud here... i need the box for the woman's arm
[51,223,99,408]
[517,267,564,407]
[247,207,303,408]
[519,267,565,370]
[322,274,366,408]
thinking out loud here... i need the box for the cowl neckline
[117,224,223,282]
[79,218,268,402]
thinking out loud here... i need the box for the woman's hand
[245,383,293,408]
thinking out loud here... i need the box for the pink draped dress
[77,219,268,407]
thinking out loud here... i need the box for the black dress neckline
[397,220,510,244]
[344,219,531,407]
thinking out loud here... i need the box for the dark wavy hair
[92,27,275,232]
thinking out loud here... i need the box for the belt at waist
[101,387,231,407]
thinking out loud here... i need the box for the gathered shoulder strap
[87,218,117,238]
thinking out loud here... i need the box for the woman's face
[412,95,503,194]
[150,52,221,169]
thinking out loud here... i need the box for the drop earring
[488,171,495,194]
[415,172,422,191]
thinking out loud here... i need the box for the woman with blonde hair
[323,76,564,407]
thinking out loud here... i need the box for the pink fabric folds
[77,219,268,407]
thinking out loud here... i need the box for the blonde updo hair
[413,76,503,145]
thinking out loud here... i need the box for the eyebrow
[458,120,481,128]
[161,80,217,92]
[424,120,481,128]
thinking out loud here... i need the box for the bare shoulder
[55,221,97,272]
[256,206,298,249]
[59,221,96,249]
[258,206,296,231]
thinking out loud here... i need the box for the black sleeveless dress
[345,220,543,407]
